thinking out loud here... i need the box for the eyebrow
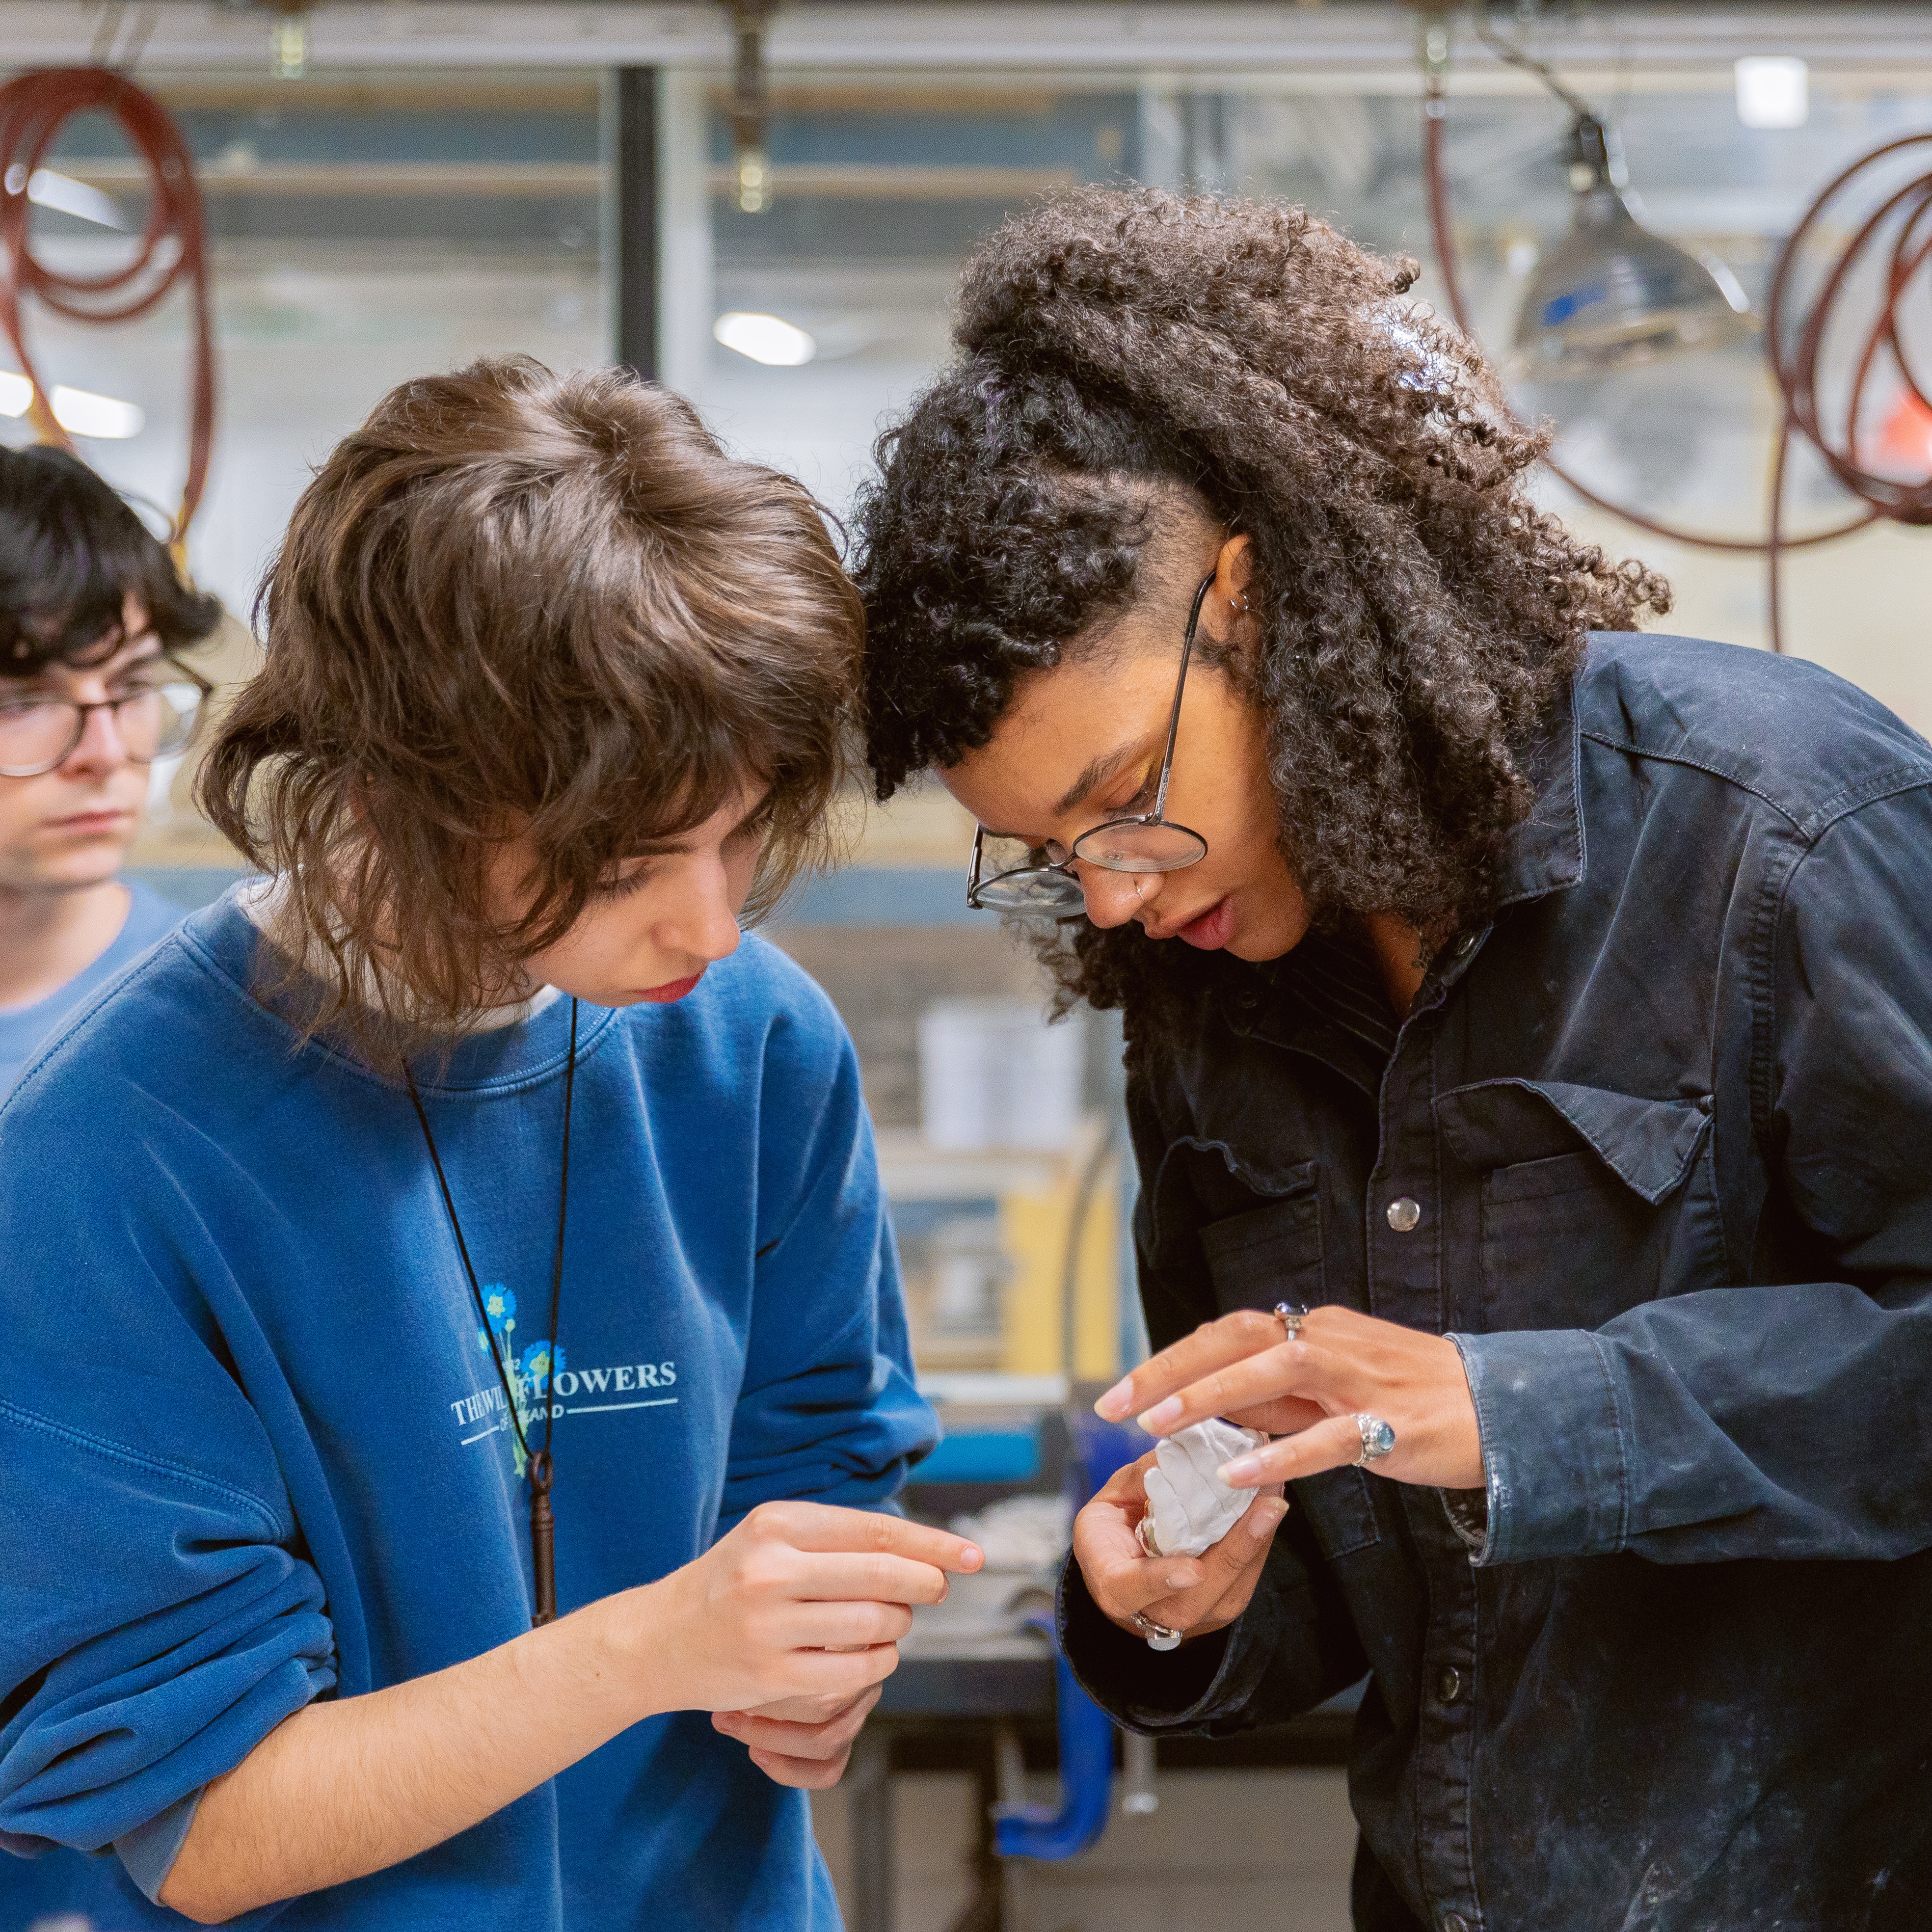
[975,740,1148,845]
[628,791,773,858]
[12,638,164,693]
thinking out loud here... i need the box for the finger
[746,1503,984,1573]
[788,1551,955,1607]
[733,1685,875,1726]
[1093,1309,1286,1422]
[714,1696,876,1759]
[781,1600,914,1650]
[766,1642,901,1703]
[1085,1548,1211,1623]
[1136,1496,1287,1631]
[1216,1416,1368,1489]
[1132,1342,1312,1439]
[746,1745,854,1791]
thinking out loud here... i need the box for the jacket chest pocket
[1436,1078,1721,1333]
[1196,1173,1380,1561]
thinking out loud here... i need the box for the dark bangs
[0,445,221,674]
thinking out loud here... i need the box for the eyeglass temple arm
[1151,572,1216,822]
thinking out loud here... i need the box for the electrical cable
[1420,18,1930,653]
[0,66,215,553]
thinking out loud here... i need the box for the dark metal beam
[613,65,659,382]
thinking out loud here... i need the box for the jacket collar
[1491,668,1586,909]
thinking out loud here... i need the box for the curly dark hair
[853,187,1668,1040]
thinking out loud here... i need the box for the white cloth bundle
[1138,1418,1269,1557]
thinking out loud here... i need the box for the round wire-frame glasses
[0,655,213,779]
[966,571,1216,917]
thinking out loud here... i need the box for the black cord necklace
[405,997,578,1628]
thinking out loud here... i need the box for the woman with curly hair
[856,188,1932,1930]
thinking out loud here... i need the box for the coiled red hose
[0,66,215,549]
[1422,75,1930,654]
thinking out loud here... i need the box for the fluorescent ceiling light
[4,164,127,230]
[1736,56,1809,130]
[713,311,817,367]
[0,372,145,438]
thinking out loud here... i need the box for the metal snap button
[1386,1197,1422,1233]
[1436,1665,1463,1704]
[1234,987,1260,1013]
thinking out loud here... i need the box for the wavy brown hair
[199,354,860,1053]
[854,188,1669,1045]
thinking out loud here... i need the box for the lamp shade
[1515,114,1752,374]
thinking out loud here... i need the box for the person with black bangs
[0,446,220,1094]
[853,187,1932,1931]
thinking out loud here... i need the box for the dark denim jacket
[1059,633,1932,1932]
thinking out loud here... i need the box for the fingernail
[1094,1380,1134,1422]
[1247,1498,1288,1539]
[1218,1455,1261,1484]
[1139,1396,1183,1433]
[1167,1570,1193,1591]
[959,1544,984,1571]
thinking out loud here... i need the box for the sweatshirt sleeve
[1457,784,1932,1566]
[716,986,937,1530]
[0,1125,337,1888]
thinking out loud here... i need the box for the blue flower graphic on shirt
[470,1288,568,1476]
[518,1340,566,1400]
[474,1286,530,1471]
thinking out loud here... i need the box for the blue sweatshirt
[0,888,935,1931]
[0,877,181,1094]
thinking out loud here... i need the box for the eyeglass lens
[0,682,203,778]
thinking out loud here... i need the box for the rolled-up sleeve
[1456,784,1932,1568]
[0,1372,336,1881]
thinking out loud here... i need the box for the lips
[1175,896,1236,951]
[43,809,132,836]
[635,972,702,1004]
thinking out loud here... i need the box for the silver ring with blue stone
[1274,1301,1310,1341]
[1353,1413,1397,1466]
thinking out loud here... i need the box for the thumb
[1208,1492,1288,1576]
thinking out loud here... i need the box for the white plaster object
[1139,1419,1270,1557]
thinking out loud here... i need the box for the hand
[623,1502,983,1715]
[1073,1449,1288,1644]
[1093,1306,1484,1492]
[712,1684,882,1790]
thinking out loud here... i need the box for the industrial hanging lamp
[1475,20,1752,374]
[727,0,775,214]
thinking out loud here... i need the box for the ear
[1200,533,1256,647]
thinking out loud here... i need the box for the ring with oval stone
[1129,1610,1184,1652]
[1273,1301,1310,1342]
[1353,1412,1397,1466]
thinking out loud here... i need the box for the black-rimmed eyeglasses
[967,571,1216,917]
[0,656,212,779]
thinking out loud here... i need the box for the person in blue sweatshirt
[0,355,979,1932]
[0,446,221,1097]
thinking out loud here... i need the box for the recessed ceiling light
[713,311,817,367]
[1736,56,1809,131]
